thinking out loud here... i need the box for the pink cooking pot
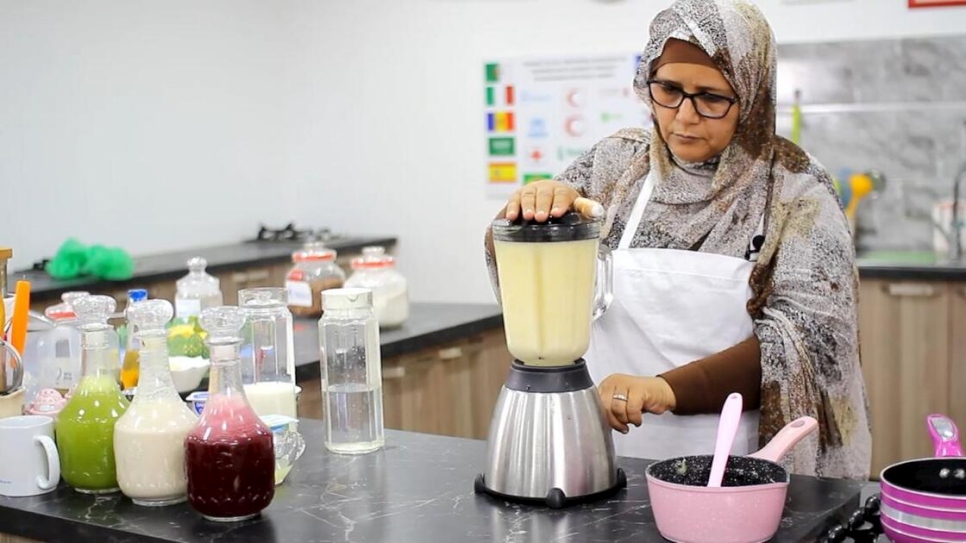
[877,414,966,543]
[645,416,819,543]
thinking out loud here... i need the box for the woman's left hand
[598,374,677,433]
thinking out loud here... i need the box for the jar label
[286,280,314,307]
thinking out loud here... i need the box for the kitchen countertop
[292,302,504,381]
[8,236,397,299]
[0,421,867,543]
[857,259,966,281]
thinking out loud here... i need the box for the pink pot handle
[927,414,964,458]
[748,416,818,464]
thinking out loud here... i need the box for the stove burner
[254,223,332,243]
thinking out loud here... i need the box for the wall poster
[483,54,650,198]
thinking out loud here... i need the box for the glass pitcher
[56,295,130,494]
[114,299,198,506]
[186,306,275,522]
[491,213,613,366]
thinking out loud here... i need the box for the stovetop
[247,223,341,244]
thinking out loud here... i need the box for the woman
[485,0,872,480]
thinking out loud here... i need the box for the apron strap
[618,173,656,250]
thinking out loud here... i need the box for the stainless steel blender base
[474,359,626,508]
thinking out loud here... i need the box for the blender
[474,213,626,508]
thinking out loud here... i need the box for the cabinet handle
[883,283,937,297]
[231,272,249,283]
[438,347,464,360]
[383,366,405,380]
[246,270,271,282]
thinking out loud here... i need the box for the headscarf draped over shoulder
[488,0,872,479]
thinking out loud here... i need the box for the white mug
[0,415,60,497]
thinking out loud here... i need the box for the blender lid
[491,212,601,242]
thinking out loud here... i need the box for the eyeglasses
[646,80,738,119]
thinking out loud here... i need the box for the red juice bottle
[185,306,275,522]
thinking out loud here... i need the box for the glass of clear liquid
[319,288,384,454]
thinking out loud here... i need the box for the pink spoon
[708,392,743,488]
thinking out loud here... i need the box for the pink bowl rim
[880,458,966,502]
[645,472,788,494]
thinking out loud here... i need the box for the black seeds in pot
[648,455,788,487]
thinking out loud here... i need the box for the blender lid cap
[491,211,601,242]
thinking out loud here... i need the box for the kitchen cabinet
[298,328,512,440]
[859,278,957,477]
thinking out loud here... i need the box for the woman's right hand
[505,180,602,223]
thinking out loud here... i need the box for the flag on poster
[488,162,518,183]
[486,111,515,133]
[486,86,515,107]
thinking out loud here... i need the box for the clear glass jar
[319,288,384,454]
[186,306,275,522]
[114,299,198,506]
[55,295,130,494]
[239,288,297,418]
[285,242,345,318]
[175,257,224,320]
[344,246,409,329]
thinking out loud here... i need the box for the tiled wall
[776,36,966,254]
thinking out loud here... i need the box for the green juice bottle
[56,294,130,494]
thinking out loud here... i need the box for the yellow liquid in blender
[494,238,597,366]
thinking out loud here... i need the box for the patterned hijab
[487,0,872,479]
[613,0,778,255]
[569,0,871,478]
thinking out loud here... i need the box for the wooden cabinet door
[859,279,951,477]
[948,283,966,431]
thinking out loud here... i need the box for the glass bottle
[239,288,297,418]
[114,299,199,506]
[120,288,148,392]
[185,306,275,522]
[175,257,224,322]
[344,246,409,328]
[319,288,385,454]
[56,295,130,494]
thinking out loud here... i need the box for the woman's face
[651,62,740,163]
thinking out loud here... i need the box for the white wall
[3,0,966,303]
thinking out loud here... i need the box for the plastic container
[344,246,409,328]
[120,288,148,391]
[319,288,385,454]
[285,242,345,318]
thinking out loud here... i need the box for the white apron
[585,172,762,459]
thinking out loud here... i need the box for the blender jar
[491,213,612,366]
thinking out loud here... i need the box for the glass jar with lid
[285,242,345,318]
[344,246,409,328]
[175,257,224,321]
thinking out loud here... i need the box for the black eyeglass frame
[646,79,739,119]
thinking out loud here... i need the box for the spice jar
[284,242,345,318]
[344,246,409,329]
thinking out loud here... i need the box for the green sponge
[45,239,89,280]
[45,239,135,281]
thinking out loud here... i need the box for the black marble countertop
[9,236,397,300]
[857,259,966,281]
[292,302,504,382]
[0,422,867,543]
